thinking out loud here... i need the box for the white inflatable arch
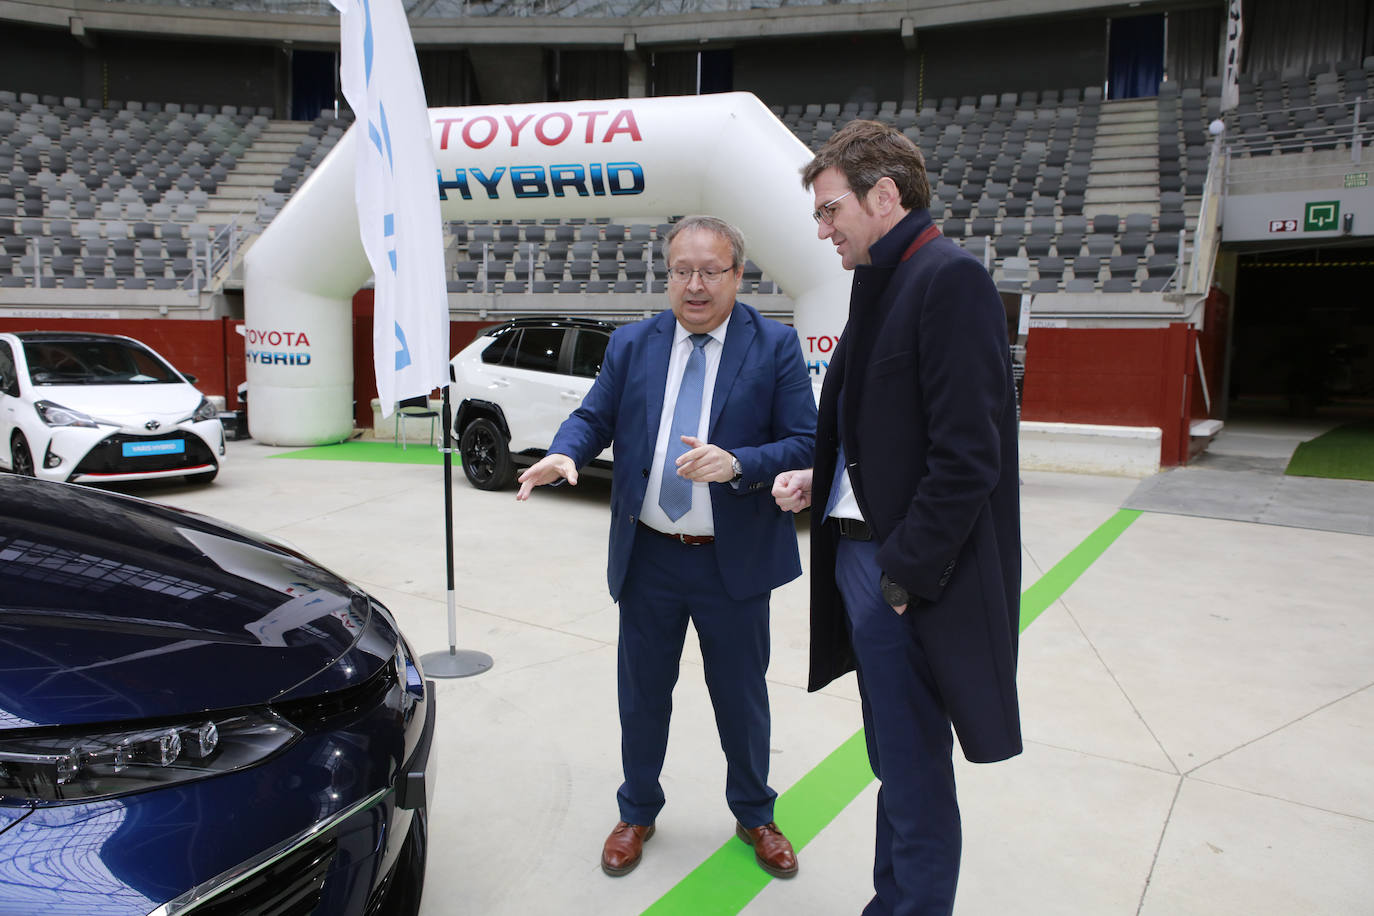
[244,91,849,446]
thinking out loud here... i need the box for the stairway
[199,120,313,229]
[1084,98,1161,219]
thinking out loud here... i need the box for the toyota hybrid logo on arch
[145,420,161,431]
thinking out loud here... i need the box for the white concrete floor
[130,437,1374,916]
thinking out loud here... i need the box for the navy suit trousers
[836,535,962,916]
[615,528,777,828]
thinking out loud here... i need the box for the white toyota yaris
[0,331,224,485]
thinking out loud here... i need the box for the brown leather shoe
[601,821,655,877]
[735,821,799,878]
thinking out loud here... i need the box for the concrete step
[1085,186,1162,205]
[242,141,300,157]
[1099,98,1158,115]
[1092,155,1158,171]
[1098,113,1158,131]
[1082,202,1162,219]
[224,163,280,178]
[1094,132,1157,150]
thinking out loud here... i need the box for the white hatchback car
[0,331,225,485]
[449,316,615,490]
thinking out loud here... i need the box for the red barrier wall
[1021,322,1198,466]
[349,290,490,430]
[1193,287,1229,422]
[6,312,1204,467]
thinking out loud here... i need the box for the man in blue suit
[774,121,1022,915]
[517,215,817,880]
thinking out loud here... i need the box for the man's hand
[675,436,736,483]
[772,468,813,512]
[516,453,578,501]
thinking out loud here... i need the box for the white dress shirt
[639,316,730,535]
[826,465,864,522]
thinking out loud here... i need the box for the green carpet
[271,440,447,466]
[1285,422,1374,482]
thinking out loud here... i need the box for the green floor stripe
[642,731,871,916]
[644,507,1143,915]
[1018,509,1141,631]
[270,441,447,465]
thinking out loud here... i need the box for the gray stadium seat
[1146,254,1178,277]
[1108,255,1139,280]
[1119,233,1149,256]
[1084,234,1115,257]
[1071,256,1101,281]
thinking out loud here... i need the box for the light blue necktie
[658,333,711,521]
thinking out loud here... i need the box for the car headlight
[0,709,301,803]
[192,396,219,423]
[394,637,425,701]
[34,400,98,428]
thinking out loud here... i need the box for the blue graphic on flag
[332,0,449,417]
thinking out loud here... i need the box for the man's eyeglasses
[812,190,853,225]
[667,265,737,285]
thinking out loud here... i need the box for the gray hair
[663,215,746,272]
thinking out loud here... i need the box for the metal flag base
[420,647,494,678]
[418,387,494,681]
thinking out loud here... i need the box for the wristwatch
[880,573,910,608]
[729,453,743,483]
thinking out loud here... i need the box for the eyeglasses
[812,190,853,225]
[666,265,737,285]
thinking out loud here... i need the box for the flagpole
[420,385,493,678]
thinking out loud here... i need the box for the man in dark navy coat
[518,216,816,880]
[774,121,1022,915]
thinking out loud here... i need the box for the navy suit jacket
[548,302,817,602]
[808,209,1023,764]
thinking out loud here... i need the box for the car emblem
[145,420,161,431]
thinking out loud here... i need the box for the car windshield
[22,339,181,386]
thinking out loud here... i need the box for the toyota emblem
[145,420,161,431]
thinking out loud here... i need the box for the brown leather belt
[832,517,873,541]
[638,521,715,546]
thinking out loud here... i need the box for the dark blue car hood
[0,476,382,730]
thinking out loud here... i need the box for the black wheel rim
[12,439,34,477]
[464,427,497,484]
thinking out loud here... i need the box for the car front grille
[190,835,338,916]
[72,431,216,475]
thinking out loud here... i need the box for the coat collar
[866,208,934,269]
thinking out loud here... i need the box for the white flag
[1220,0,1243,112]
[331,0,449,418]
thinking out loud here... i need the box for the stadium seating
[4,56,1368,298]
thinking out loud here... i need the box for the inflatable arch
[244,91,850,446]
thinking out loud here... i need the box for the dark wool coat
[807,208,1024,764]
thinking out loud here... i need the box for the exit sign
[1304,200,1340,231]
